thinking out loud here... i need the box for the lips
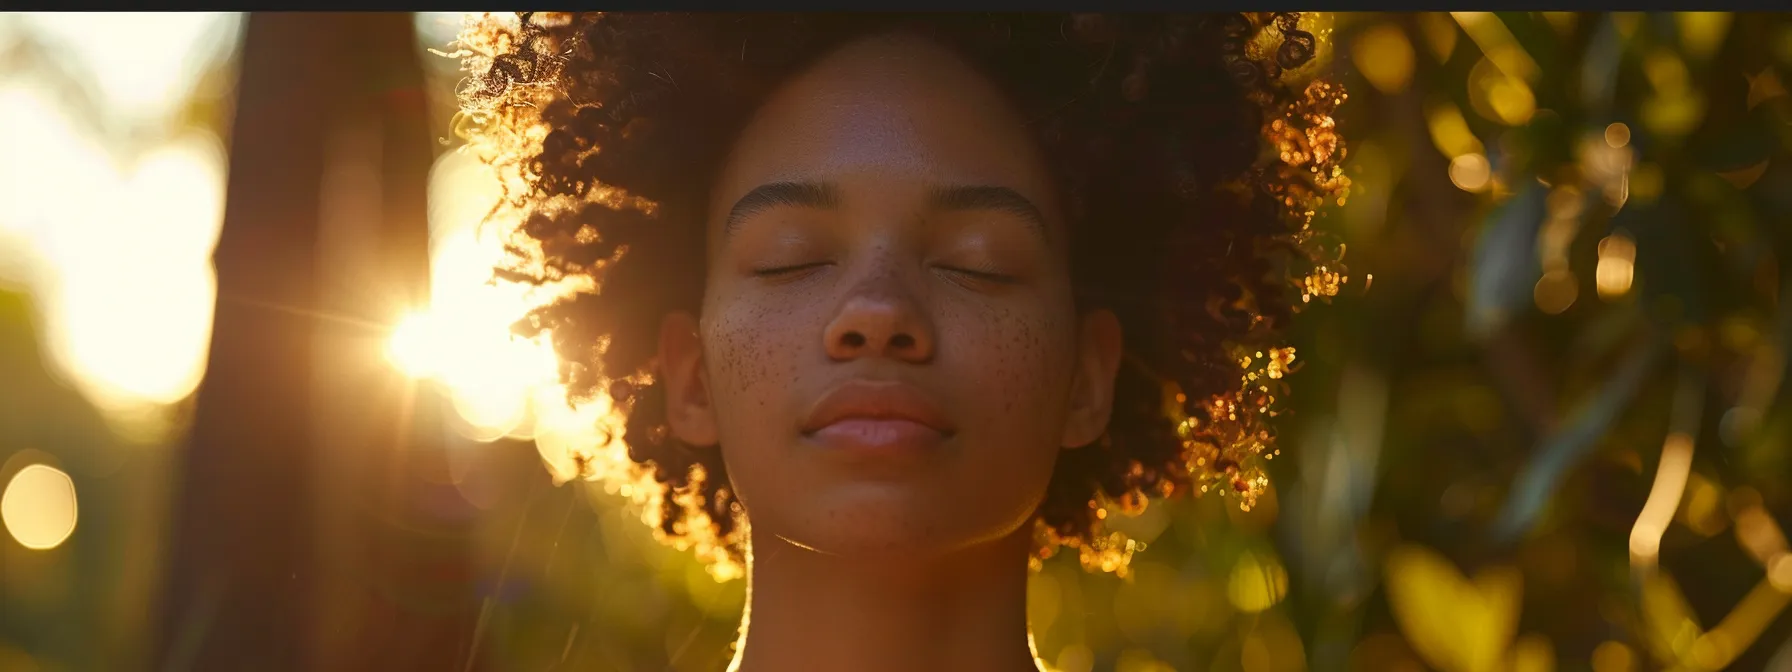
[801,380,954,451]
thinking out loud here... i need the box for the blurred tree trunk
[155,13,480,671]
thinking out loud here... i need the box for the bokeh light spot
[1352,24,1415,94]
[1534,269,1579,315]
[1448,153,1492,192]
[2,463,78,550]
[1227,552,1289,613]
[1590,640,1635,672]
[1604,122,1631,149]
[1596,233,1637,300]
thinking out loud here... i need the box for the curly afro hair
[453,12,1349,579]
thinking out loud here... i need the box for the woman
[457,13,1347,671]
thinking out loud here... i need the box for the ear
[659,311,718,447]
[1062,308,1124,449]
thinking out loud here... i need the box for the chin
[769,482,1033,560]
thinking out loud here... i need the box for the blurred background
[1,11,1791,672]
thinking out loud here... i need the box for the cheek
[699,285,818,422]
[939,298,1079,531]
[949,299,1079,437]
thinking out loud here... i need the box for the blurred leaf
[1417,12,1460,63]
[1507,633,1555,672]
[1580,15,1626,113]
[1465,183,1547,340]
[1674,12,1733,64]
[1716,160,1770,190]
[1384,543,1522,672]
[1640,572,1704,666]
[1491,334,1668,543]
[1452,13,1539,83]
[1352,23,1416,95]
[1642,90,1706,140]
[1692,115,1775,176]
[1745,68,1787,111]
[1226,552,1289,614]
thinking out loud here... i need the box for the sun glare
[387,311,441,379]
[0,15,240,442]
[18,13,241,129]
[0,81,229,441]
[393,148,621,457]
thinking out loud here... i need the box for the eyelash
[938,265,1018,285]
[751,262,831,278]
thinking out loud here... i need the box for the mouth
[801,380,955,451]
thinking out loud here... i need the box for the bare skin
[658,32,1123,672]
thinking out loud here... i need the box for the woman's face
[659,33,1122,560]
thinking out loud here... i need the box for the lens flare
[386,311,442,378]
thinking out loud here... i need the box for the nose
[823,273,935,364]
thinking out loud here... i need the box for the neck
[726,528,1042,672]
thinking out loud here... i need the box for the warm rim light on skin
[1630,431,1695,567]
[1,463,78,550]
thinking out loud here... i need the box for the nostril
[841,332,867,348]
[889,333,915,350]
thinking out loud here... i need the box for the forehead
[709,33,1059,220]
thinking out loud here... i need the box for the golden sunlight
[395,147,625,464]
[18,13,240,129]
[0,82,228,441]
[46,138,226,410]
[1,463,78,550]
[414,226,558,441]
[386,311,442,379]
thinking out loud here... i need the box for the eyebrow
[925,184,1048,236]
[723,181,841,238]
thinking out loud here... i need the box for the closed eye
[752,262,832,278]
[937,265,1018,285]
